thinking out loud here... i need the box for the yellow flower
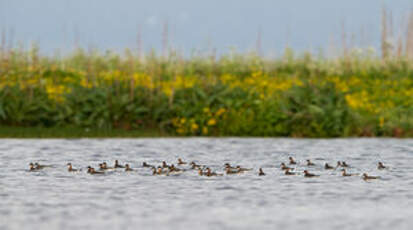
[203,107,210,113]
[162,83,173,96]
[180,118,186,124]
[174,75,196,88]
[191,123,199,131]
[133,72,154,89]
[379,117,384,128]
[252,71,262,78]
[176,128,185,134]
[113,70,121,78]
[215,108,226,116]
[45,84,70,103]
[202,127,208,135]
[80,78,93,88]
[345,94,358,108]
[207,118,216,126]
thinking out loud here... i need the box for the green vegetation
[0,126,164,138]
[0,46,412,138]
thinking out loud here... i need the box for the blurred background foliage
[0,45,412,137]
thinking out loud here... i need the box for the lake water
[0,138,412,230]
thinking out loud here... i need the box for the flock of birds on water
[28,156,389,181]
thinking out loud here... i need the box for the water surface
[1,138,412,230]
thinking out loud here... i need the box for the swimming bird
[280,163,293,171]
[29,163,40,171]
[306,160,315,166]
[225,167,241,175]
[284,168,296,175]
[224,163,238,170]
[166,166,184,176]
[198,168,204,176]
[101,162,114,170]
[114,160,125,168]
[91,168,104,174]
[67,163,79,172]
[258,168,265,176]
[190,162,202,169]
[335,161,343,169]
[177,158,187,165]
[362,173,380,181]
[162,161,170,169]
[99,163,105,170]
[143,162,154,168]
[324,163,334,170]
[157,166,164,175]
[34,162,51,169]
[87,166,104,175]
[169,164,184,172]
[289,157,297,165]
[303,170,319,177]
[205,168,223,177]
[341,169,357,177]
[125,164,133,171]
[377,162,387,170]
[156,166,169,175]
[341,161,349,167]
[236,165,252,172]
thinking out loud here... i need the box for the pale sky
[0,0,411,55]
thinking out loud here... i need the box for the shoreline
[0,126,411,138]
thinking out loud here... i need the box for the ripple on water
[1,138,412,230]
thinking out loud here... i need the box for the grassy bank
[0,126,164,138]
[0,47,412,138]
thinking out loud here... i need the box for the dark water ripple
[0,138,412,230]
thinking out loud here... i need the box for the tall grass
[0,46,411,137]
